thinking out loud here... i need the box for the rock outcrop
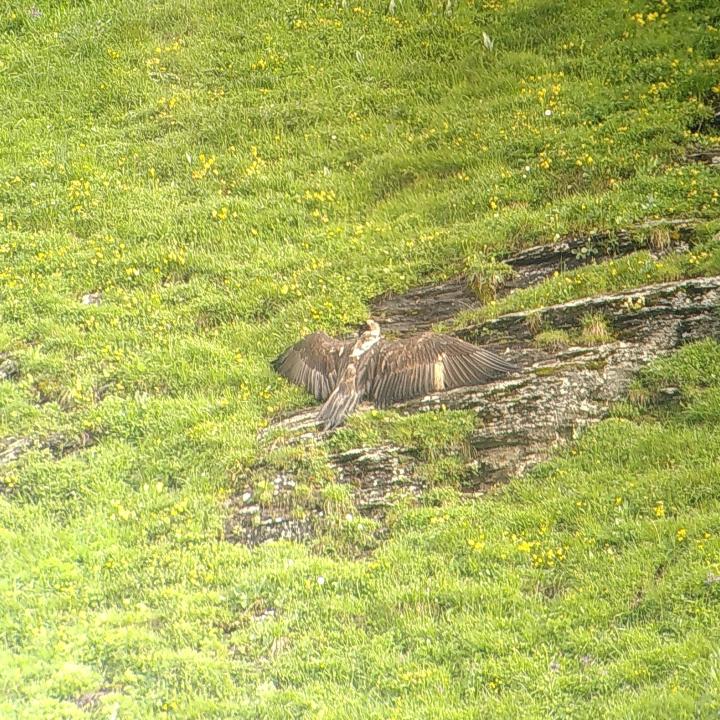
[226,274,720,546]
[370,222,696,335]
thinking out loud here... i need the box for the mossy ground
[1,0,720,717]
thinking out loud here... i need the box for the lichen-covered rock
[0,356,19,381]
[227,275,720,546]
[0,431,97,469]
[686,147,720,165]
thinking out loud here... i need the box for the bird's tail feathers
[317,386,361,430]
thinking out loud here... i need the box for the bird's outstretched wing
[370,333,518,408]
[272,332,354,401]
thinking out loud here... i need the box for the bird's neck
[351,333,381,358]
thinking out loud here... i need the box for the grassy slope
[1,0,719,717]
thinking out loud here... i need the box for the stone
[227,275,720,547]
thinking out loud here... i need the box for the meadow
[1,0,720,717]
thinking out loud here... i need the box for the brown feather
[271,332,354,401]
[370,332,517,407]
[317,364,362,429]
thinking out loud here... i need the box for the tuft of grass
[647,226,673,252]
[416,455,471,489]
[580,312,614,346]
[525,310,544,335]
[466,255,515,303]
[534,328,573,350]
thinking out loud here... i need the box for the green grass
[1,0,720,717]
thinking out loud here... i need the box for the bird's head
[362,319,381,337]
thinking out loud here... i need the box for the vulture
[272,320,518,429]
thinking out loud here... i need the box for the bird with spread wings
[272,320,518,429]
